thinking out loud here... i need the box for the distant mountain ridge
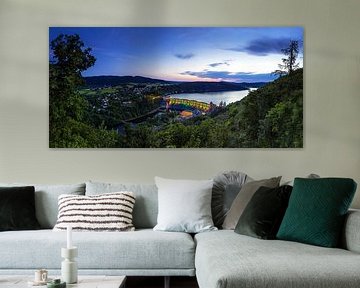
[84,75,168,87]
[83,75,266,90]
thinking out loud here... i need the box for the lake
[169,89,256,106]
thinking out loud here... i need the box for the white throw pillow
[53,192,135,231]
[153,177,217,233]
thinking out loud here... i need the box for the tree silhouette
[273,40,300,77]
[49,34,117,148]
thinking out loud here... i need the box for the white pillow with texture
[154,177,217,233]
[53,192,136,232]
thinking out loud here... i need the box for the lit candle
[67,225,72,249]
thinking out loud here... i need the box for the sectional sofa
[0,180,359,288]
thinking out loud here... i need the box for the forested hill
[83,75,265,93]
[166,81,248,93]
[140,68,303,148]
[84,75,168,87]
[219,68,303,148]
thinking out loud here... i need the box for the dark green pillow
[234,185,292,239]
[0,186,41,231]
[277,178,357,247]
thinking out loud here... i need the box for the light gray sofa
[0,181,195,280]
[0,181,360,288]
[195,211,360,288]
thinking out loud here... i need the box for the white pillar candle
[67,225,72,249]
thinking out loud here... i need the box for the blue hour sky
[49,27,303,83]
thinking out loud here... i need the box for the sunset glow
[49,27,303,83]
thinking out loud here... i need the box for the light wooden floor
[126,276,199,288]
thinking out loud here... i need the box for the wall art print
[49,27,303,148]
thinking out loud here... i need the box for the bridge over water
[118,107,165,124]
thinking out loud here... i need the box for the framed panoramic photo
[49,27,303,148]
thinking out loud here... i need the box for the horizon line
[81,74,272,84]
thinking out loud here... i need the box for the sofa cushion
[222,176,281,229]
[0,186,40,231]
[86,181,158,229]
[234,185,292,239]
[342,209,360,253]
[154,177,216,233]
[195,230,360,288]
[53,192,136,232]
[212,171,251,228]
[0,229,195,271]
[0,183,85,228]
[277,178,357,247]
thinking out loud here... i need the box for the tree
[50,34,95,80]
[49,34,117,148]
[273,40,300,76]
[49,34,94,127]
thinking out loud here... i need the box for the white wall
[0,0,359,208]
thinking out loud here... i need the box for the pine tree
[273,40,300,76]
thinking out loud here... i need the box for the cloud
[228,37,293,56]
[181,70,278,83]
[174,53,195,59]
[209,61,231,68]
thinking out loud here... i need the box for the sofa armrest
[342,209,360,253]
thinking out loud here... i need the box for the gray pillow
[212,171,252,228]
[153,177,217,233]
[283,173,320,186]
[222,176,281,230]
[0,183,85,228]
[86,181,158,229]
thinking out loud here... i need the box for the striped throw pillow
[53,192,136,231]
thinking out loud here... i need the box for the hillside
[218,68,303,147]
[163,81,248,93]
[84,75,168,87]
[83,75,263,93]
[140,68,303,148]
